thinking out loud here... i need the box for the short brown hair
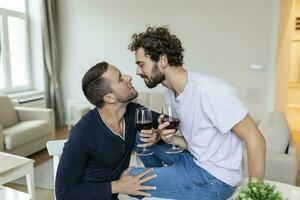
[82,62,111,108]
[128,26,184,67]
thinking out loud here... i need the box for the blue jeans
[131,134,235,200]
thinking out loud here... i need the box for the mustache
[140,75,148,79]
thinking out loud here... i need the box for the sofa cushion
[258,111,290,153]
[148,93,166,113]
[0,95,18,128]
[3,120,53,150]
[133,93,149,107]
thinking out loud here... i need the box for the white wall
[57,0,279,122]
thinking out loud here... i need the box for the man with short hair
[55,62,159,200]
[128,26,266,199]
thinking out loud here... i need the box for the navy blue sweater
[55,103,159,200]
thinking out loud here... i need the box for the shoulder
[69,108,98,142]
[195,74,236,97]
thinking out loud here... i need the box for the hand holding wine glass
[135,107,154,156]
[161,106,183,154]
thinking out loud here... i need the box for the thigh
[131,153,235,200]
[135,132,183,167]
[130,154,201,199]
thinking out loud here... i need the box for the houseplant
[235,180,286,200]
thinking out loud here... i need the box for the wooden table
[0,152,35,200]
[0,186,30,200]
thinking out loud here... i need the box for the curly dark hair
[128,26,184,67]
[82,61,112,108]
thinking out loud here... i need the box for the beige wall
[275,0,294,112]
[57,0,279,121]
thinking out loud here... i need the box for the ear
[103,93,116,104]
[158,54,168,68]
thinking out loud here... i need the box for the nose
[124,75,132,82]
[136,67,142,75]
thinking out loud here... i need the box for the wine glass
[135,107,154,156]
[162,106,183,154]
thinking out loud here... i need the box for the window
[0,0,31,93]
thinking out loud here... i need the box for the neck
[98,103,127,133]
[162,66,188,97]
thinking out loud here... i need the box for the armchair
[0,95,55,157]
[243,111,298,185]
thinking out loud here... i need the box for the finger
[161,133,173,140]
[139,185,157,190]
[140,129,153,134]
[160,129,175,136]
[136,191,151,197]
[140,174,157,184]
[140,133,154,138]
[158,122,169,130]
[136,168,153,179]
[140,138,154,144]
[122,167,134,176]
[158,114,164,124]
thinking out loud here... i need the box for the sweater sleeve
[55,126,112,200]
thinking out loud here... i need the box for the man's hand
[158,114,175,144]
[157,114,187,149]
[112,167,157,197]
[138,128,159,148]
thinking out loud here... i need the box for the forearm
[246,133,266,181]
[173,135,187,150]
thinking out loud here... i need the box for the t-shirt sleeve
[55,126,112,200]
[201,81,248,134]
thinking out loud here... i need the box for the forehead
[103,65,120,80]
[135,48,149,61]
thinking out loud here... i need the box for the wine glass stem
[171,136,176,149]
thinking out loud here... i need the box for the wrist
[111,180,121,194]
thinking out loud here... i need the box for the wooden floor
[291,130,300,186]
[5,125,300,199]
[4,126,69,200]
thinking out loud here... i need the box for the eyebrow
[136,61,144,65]
[118,70,122,81]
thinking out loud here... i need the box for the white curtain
[40,0,64,127]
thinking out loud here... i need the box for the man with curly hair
[128,26,266,199]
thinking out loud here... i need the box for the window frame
[0,0,32,94]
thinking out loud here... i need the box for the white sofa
[73,92,298,185]
[243,111,298,185]
[0,95,55,157]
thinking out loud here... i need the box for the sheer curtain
[40,0,64,127]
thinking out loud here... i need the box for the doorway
[286,0,300,132]
[275,0,300,132]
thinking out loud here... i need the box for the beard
[116,89,138,103]
[143,63,165,88]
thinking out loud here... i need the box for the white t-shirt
[165,71,248,187]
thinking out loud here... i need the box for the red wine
[163,116,180,131]
[135,121,152,131]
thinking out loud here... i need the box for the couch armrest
[265,152,298,185]
[0,124,4,151]
[15,106,55,123]
[73,106,90,123]
[243,151,298,185]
